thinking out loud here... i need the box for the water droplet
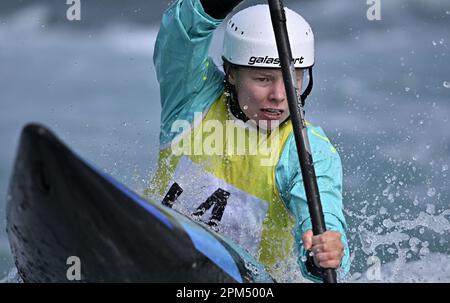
[419,227,425,234]
[243,105,248,110]
[426,203,435,215]
[442,165,448,172]
[388,193,394,203]
[427,188,436,198]
[432,40,437,46]
[409,237,420,253]
[419,247,429,256]
[404,87,410,92]
[443,81,450,88]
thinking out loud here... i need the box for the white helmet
[222,4,314,69]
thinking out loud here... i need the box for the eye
[255,77,270,82]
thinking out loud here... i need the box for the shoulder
[283,123,339,162]
[307,124,339,158]
[276,123,342,189]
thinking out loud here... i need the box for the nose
[268,79,286,103]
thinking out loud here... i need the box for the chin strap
[228,98,250,122]
[223,61,250,122]
[300,67,314,106]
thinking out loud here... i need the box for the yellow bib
[146,94,297,273]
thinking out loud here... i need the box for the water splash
[348,205,450,282]
[382,209,450,234]
[352,253,450,282]
[0,267,21,283]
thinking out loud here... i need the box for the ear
[228,67,238,86]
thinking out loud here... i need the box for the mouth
[260,108,284,119]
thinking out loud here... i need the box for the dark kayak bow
[6,123,274,283]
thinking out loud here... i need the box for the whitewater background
[0,0,449,282]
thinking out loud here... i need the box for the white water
[351,253,450,283]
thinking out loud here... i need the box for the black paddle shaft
[267,0,337,283]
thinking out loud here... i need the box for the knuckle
[330,262,339,269]
[324,260,339,269]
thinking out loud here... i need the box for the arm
[276,127,351,282]
[153,0,226,145]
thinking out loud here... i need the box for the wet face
[228,67,304,129]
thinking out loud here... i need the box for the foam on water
[345,205,450,282]
[382,209,450,234]
[351,253,450,283]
